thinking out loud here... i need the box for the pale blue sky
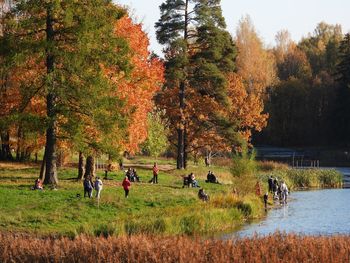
[115,0,350,55]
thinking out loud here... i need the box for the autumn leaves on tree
[155,0,267,168]
[0,0,270,179]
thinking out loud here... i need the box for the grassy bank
[1,232,349,262]
[0,158,343,238]
[0,160,263,237]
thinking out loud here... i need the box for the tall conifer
[7,0,129,184]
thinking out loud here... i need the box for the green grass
[0,159,263,237]
[0,157,341,238]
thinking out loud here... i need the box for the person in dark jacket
[83,176,94,198]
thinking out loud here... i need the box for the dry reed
[0,232,349,262]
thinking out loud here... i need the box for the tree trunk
[77,151,85,180]
[39,150,46,181]
[176,0,189,170]
[0,130,13,161]
[177,128,185,169]
[84,155,95,178]
[184,128,188,169]
[43,5,58,185]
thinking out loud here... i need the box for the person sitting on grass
[32,178,43,190]
[83,176,94,198]
[190,173,200,188]
[122,176,131,198]
[198,188,209,202]
[205,171,219,184]
[132,168,140,182]
[126,168,133,181]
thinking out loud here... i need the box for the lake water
[230,188,350,238]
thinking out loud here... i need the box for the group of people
[83,176,103,199]
[183,172,200,188]
[125,168,140,182]
[267,176,289,204]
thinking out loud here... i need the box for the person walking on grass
[152,162,159,184]
[94,177,103,199]
[122,176,131,198]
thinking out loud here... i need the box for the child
[94,177,103,199]
[122,176,131,198]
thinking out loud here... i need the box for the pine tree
[156,0,237,168]
[155,0,191,169]
[7,0,130,185]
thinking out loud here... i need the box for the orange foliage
[159,73,267,155]
[226,73,268,143]
[112,16,164,153]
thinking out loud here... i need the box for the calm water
[231,189,350,238]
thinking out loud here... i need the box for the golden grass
[0,232,349,262]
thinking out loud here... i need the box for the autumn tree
[299,22,342,75]
[7,1,130,185]
[113,16,164,155]
[235,15,276,94]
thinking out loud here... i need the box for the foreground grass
[1,232,349,262]
[0,160,263,237]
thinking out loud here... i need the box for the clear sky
[115,0,350,55]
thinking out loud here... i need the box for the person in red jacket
[122,176,131,198]
[152,162,159,184]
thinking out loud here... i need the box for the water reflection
[229,189,350,238]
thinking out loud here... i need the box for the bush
[231,148,257,178]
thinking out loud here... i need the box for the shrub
[231,146,257,178]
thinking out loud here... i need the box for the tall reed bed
[0,232,349,262]
[259,168,343,190]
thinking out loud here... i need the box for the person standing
[122,176,131,198]
[263,192,269,210]
[268,176,273,193]
[152,163,159,184]
[83,176,94,198]
[94,177,103,199]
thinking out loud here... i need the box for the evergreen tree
[155,0,191,169]
[7,0,129,185]
[156,0,236,169]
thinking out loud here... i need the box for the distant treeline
[254,23,350,148]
